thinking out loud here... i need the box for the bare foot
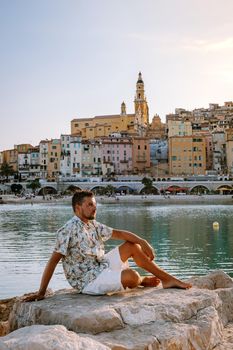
[162,278,192,290]
[141,276,161,287]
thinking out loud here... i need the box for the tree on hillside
[0,162,14,181]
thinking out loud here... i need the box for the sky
[0,0,233,151]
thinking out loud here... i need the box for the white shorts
[82,247,129,295]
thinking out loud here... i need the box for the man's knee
[121,269,141,289]
[119,241,140,262]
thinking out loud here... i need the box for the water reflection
[1,203,233,298]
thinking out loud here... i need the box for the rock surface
[1,270,233,349]
[0,297,17,336]
[1,324,110,350]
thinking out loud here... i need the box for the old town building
[225,129,233,175]
[169,136,206,176]
[101,134,133,175]
[132,137,151,174]
[47,139,61,180]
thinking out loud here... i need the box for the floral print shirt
[54,216,113,292]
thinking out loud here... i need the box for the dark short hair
[72,190,94,211]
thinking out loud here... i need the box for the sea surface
[1,202,233,298]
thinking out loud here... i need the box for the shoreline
[1,194,233,205]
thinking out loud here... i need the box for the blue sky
[1,0,233,150]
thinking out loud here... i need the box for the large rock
[1,324,110,350]
[215,323,233,350]
[4,270,233,349]
[0,298,17,336]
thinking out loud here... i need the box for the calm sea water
[1,202,233,299]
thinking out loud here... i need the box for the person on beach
[25,190,191,301]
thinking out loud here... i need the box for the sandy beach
[1,194,233,205]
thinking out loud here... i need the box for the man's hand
[22,288,53,302]
[140,239,155,260]
[22,292,45,302]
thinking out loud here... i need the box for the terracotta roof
[72,114,135,122]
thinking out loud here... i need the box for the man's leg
[119,242,191,289]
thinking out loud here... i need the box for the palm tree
[0,162,14,181]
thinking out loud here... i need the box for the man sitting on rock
[25,190,191,301]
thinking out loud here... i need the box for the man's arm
[23,251,63,302]
[112,229,155,260]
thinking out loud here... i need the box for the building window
[138,145,140,150]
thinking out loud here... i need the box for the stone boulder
[189,270,233,290]
[0,298,18,336]
[1,324,110,350]
[3,270,233,349]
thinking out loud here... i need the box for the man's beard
[87,212,96,220]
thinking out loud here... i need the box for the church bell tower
[134,72,149,126]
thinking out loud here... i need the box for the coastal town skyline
[1,0,233,150]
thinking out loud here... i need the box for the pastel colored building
[225,129,233,174]
[29,147,40,178]
[47,139,61,180]
[81,140,102,176]
[169,136,206,176]
[39,140,49,179]
[14,146,40,180]
[2,149,18,172]
[132,137,151,174]
[167,118,192,138]
[212,131,226,174]
[101,134,133,175]
[60,135,71,177]
[18,152,30,180]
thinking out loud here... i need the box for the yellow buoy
[213,221,219,230]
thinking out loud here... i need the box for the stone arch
[164,185,189,194]
[189,185,210,194]
[139,186,160,195]
[216,185,233,194]
[38,186,57,196]
[116,185,135,195]
[65,185,82,194]
[91,185,106,195]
